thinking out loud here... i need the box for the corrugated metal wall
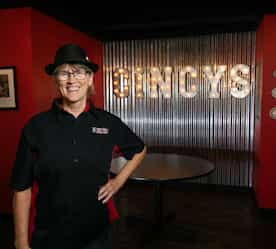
[103,32,256,187]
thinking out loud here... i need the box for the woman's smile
[66,84,81,92]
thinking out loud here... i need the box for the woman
[11,43,146,249]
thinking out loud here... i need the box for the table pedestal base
[122,182,176,246]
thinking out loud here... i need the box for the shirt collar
[51,98,98,120]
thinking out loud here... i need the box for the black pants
[84,226,112,249]
[32,226,112,249]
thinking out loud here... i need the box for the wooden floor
[1,181,276,249]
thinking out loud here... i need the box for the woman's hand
[98,146,146,204]
[98,178,123,204]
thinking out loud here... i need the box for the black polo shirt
[10,100,145,249]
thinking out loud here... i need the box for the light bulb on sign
[179,66,198,98]
[230,64,250,98]
[150,66,172,98]
[135,67,144,98]
[113,68,129,98]
[203,65,227,98]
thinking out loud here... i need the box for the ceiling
[2,2,276,40]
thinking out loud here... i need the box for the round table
[110,153,215,226]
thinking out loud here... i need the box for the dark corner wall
[0,7,103,214]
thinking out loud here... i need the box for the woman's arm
[13,188,31,249]
[98,146,147,203]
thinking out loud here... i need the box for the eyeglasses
[55,70,90,81]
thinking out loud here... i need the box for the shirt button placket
[73,138,77,145]
[72,119,79,166]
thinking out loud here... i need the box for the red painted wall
[0,8,34,214]
[0,8,103,214]
[253,17,263,202]
[254,15,276,209]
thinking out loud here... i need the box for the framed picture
[0,66,17,109]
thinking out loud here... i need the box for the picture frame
[0,66,17,110]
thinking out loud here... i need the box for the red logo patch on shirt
[91,127,109,134]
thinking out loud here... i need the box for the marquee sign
[112,64,250,99]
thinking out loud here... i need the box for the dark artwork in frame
[0,66,17,110]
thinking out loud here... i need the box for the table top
[110,153,215,182]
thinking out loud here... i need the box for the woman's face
[54,64,93,104]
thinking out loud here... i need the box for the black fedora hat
[45,43,99,75]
